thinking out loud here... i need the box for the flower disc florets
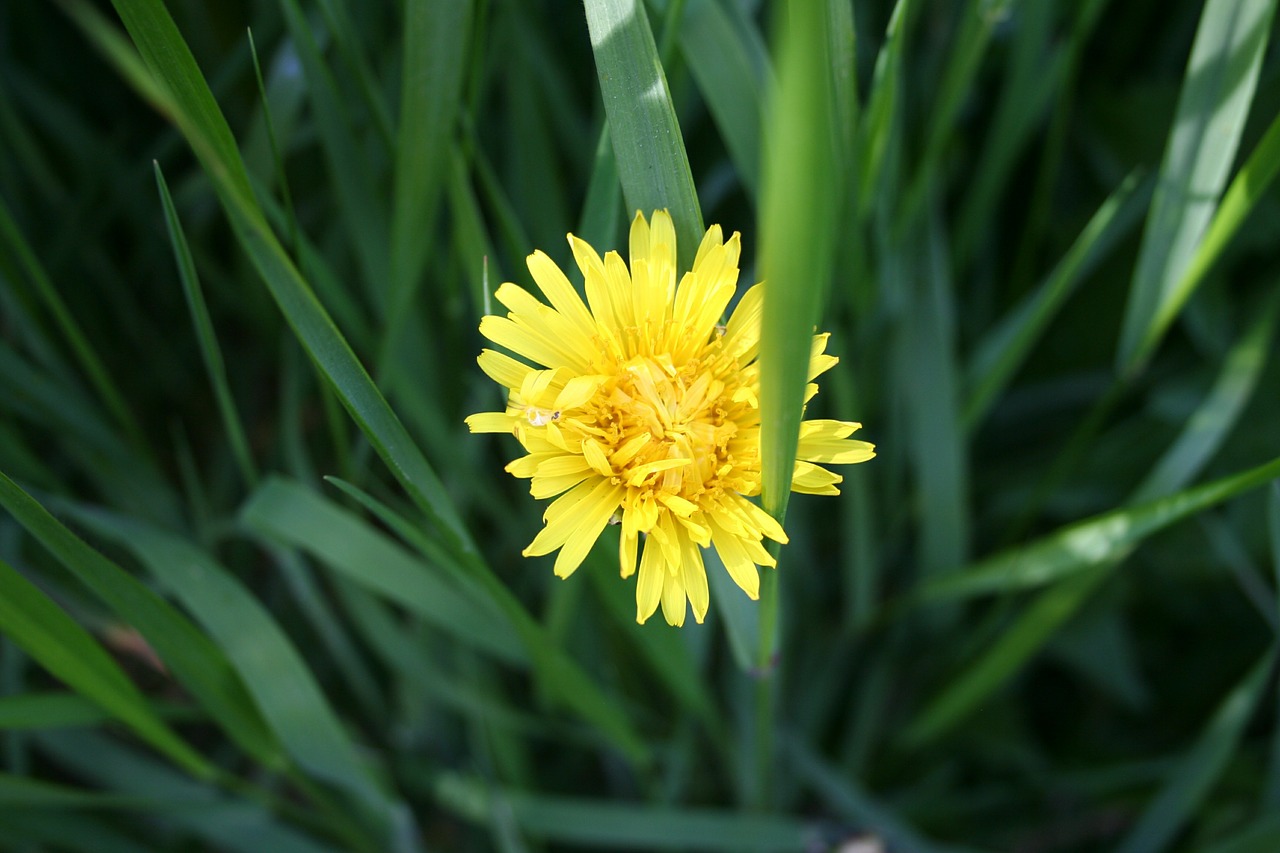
[467,211,874,626]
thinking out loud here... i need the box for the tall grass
[1,0,1279,850]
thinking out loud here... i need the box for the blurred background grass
[2,0,1280,851]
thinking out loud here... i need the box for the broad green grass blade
[1116,646,1276,853]
[672,0,765,200]
[902,209,967,578]
[757,0,843,677]
[384,0,472,368]
[61,505,389,814]
[36,730,339,853]
[1117,0,1277,373]
[1148,108,1280,360]
[0,472,280,766]
[1130,292,1277,502]
[154,163,257,489]
[0,557,209,779]
[964,171,1150,429]
[825,0,858,154]
[434,772,813,851]
[758,0,841,522]
[0,195,141,445]
[912,452,1280,604]
[240,476,524,664]
[583,0,704,268]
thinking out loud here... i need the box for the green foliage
[2,0,1280,850]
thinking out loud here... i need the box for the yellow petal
[635,536,664,624]
[660,561,687,627]
[791,461,843,495]
[478,349,533,390]
[677,525,709,623]
[555,374,608,411]
[708,516,760,599]
[620,527,638,579]
[465,412,514,434]
[526,250,595,332]
[552,483,623,579]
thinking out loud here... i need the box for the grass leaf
[582,0,704,267]
[0,556,210,778]
[1117,0,1277,372]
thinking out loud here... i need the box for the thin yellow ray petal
[620,527,638,579]
[635,537,664,624]
[791,461,843,495]
[691,223,724,269]
[708,516,760,599]
[554,374,609,411]
[479,315,588,372]
[660,562,687,627]
[478,349,533,390]
[676,526,709,623]
[527,250,595,331]
[552,483,623,578]
[581,438,613,477]
[523,478,599,556]
[465,412,514,434]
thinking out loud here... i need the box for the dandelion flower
[466,211,874,626]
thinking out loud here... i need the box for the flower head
[466,211,874,626]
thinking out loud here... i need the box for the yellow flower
[466,211,874,626]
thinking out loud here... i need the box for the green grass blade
[433,773,814,851]
[856,0,910,222]
[106,0,476,561]
[276,0,389,302]
[0,195,141,446]
[36,730,339,853]
[1147,107,1280,361]
[583,0,704,268]
[758,0,841,524]
[964,171,1150,429]
[385,0,472,365]
[577,125,624,251]
[674,0,765,200]
[0,557,210,778]
[240,476,525,664]
[0,692,124,730]
[0,811,154,853]
[1116,647,1276,853]
[243,479,650,762]
[154,163,257,489]
[61,505,390,817]
[1130,291,1278,502]
[899,0,1012,229]
[912,452,1280,604]
[901,209,967,578]
[1117,0,1277,373]
[0,472,281,766]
